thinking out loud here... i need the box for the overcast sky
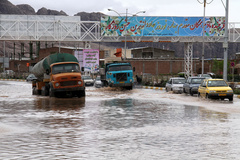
[8,0,240,22]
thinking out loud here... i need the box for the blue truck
[100,62,134,90]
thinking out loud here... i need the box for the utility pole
[223,0,229,81]
[124,9,128,61]
[201,0,206,75]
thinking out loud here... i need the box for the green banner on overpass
[101,16,225,37]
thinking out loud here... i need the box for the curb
[0,79,25,82]
[142,86,165,90]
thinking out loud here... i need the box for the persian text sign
[83,49,99,72]
[101,16,225,37]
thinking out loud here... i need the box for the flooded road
[1,80,240,159]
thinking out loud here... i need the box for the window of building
[104,50,110,58]
[142,52,153,58]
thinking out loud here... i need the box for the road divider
[0,79,25,82]
[142,86,165,90]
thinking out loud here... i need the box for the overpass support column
[184,42,193,79]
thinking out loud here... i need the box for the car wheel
[183,88,186,93]
[206,94,209,99]
[190,90,193,96]
[197,92,200,98]
[229,97,233,101]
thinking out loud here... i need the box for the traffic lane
[1,80,240,114]
[158,90,240,114]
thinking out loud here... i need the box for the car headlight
[227,90,233,93]
[209,90,216,93]
[55,83,60,87]
[78,81,82,85]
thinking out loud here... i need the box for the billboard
[83,49,99,72]
[101,16,225,37]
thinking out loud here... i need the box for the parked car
[26,74,37,81]
[94,76,103,88]
[165,77,186,93]
[82,75,94,86]
[198,74,212,79]
[183,77,205,96]
[198,79,233,101]
[1,70,15,78]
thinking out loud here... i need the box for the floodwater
[1,80,240,159]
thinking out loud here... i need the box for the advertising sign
[101,16,225,37]
[83,49,99,72]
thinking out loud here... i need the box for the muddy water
[1,81,240,159]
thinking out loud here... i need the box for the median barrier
[143,86,164,90]
[0,79,25,82]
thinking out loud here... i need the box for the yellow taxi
[198,79,233,101]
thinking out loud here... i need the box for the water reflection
[1,87,240,159]
[34,97,85,111]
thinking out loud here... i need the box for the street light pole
[108,9,145,61]
[223,0,229,81]
[201,0,206,75]
[124,9,128,61]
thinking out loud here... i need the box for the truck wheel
[49,87,55,97]
[126,86,133,90]
[229,97,233,101]
[32,87,37,95]
[41,86,49,96]
[77,90,85,98]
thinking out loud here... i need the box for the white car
[198,74,212,79]
[94,76,103,88]
[165,77,186,93]
[82,75,94,86]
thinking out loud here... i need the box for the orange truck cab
[31,53,85,98]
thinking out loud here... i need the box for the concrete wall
[128,59,211,76]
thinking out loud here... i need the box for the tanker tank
[31,53,78,80]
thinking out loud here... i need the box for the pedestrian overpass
[1,15,240,78]
[0,15,240,42]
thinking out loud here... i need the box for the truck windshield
[52,63,80,74]
[108,65,132,71]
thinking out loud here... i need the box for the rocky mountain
[0,0,239,59]
[0,0,67,15]
[16,4,36,15]
[74,12,104,21]
[0,0,24,14]
[36,7,67,16]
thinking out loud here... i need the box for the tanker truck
[31,53,85,98]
